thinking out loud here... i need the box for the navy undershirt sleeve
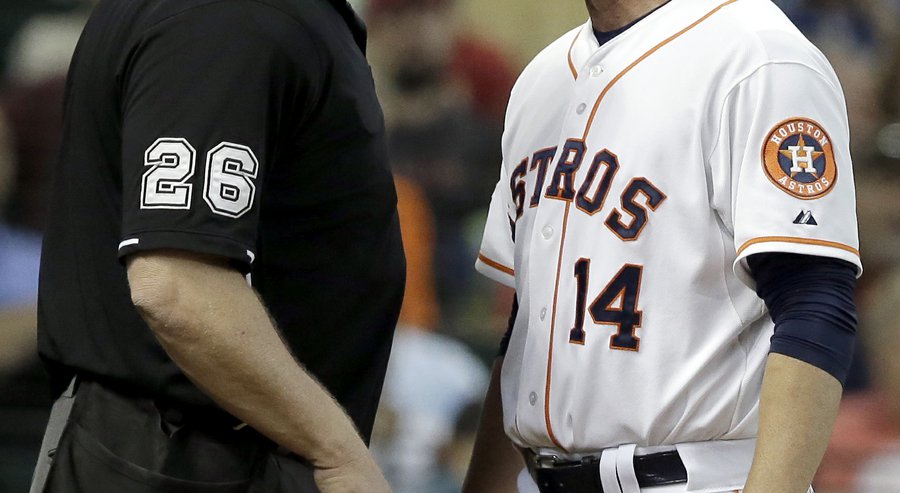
[747,252,858,384]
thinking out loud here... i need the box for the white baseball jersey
[476,0,861,454]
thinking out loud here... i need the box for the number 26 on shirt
[140,138,259,219]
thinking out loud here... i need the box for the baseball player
[32,0,404,491]
[463,1,860,492]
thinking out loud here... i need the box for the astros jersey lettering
[476,0,861,453]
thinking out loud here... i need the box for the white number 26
[141,138,258,218]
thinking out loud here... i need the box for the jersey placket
[521,33,618,451]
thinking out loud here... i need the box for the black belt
[524,448,688,493]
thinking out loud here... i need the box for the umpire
[31,0,405,491]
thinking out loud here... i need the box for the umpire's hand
[314,447,392,493]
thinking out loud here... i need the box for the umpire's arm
[127,249,389,493]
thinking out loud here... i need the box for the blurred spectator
[376,327,488,492]
[774,0,882,156]
[875,32,900,165]
[814,391,900,492]
[1,7,87,230]
[1,77,65,230]
[366,0,516,330]
[0,107,38,364]
[394,177,441,331]
[0,105,46,493]
[431,401,484,493]
[372,177,489,493]
[814,57,900,489]
[367,0,516,124]
[851,267,900,492]
[4,9,86,84]
[775,0,878,49]
[0,6,88,490]
[0,0,85,77]
[855,445,900,493]
[364,13,520,486]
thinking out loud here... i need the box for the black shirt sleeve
[117,2,324,269]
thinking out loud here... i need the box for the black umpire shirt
[37,0,405,441]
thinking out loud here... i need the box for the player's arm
[744,354,841,493]
[128,250,389,492]
[709,52,862,491]
[462,296,523,493]
[463,357,523,493]
[742,253,857,493]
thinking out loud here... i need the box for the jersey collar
[566,0,729,80]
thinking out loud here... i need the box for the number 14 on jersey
[569,259,644,351]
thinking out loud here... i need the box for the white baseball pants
[517,438,814,493]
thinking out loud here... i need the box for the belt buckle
[532,453,562,469]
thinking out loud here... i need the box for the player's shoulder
[714,0,834,75]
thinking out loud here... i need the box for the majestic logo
[762,118,837,200]
[793,210,818,225]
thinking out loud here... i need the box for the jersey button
[541,225,554,239]
[529,392,537,406]
[576,103,587,114]
[540,307,547,320]
[590,65,604,77]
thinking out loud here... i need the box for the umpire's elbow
[127,253,185,333]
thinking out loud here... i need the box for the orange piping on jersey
[580,0,740,140]
[566,27,583,80]
[737,236,860,257]
[544,202,572,451]
[478,252,515,276]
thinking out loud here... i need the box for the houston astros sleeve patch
[762,118,836,200]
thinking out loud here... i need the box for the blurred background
[0,0,898,491]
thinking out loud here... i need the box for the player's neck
[585,0,668,31]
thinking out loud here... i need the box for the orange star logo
[779,134,824,177]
